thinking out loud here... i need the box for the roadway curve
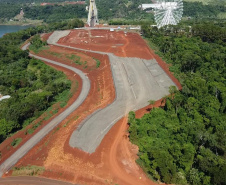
[47,31,176,153]
[0,176,77,185]
[0,43,91,177]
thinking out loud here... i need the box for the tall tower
[87,0,99,27]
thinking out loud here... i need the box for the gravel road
[0,43,91,177]
[0,30,178,177]
[0,176,77,185]
[70,54,175,153]
[47,31,177,153]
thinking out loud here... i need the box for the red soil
[3,45,160,185]
[41,33,53,42]
[0,176,75,185]
[58,29,153,59]
[58,29,182,90]
[0,59,82,166]
[2,30,182,185]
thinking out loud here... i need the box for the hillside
[0,0,225,24]
[129,19,226,185]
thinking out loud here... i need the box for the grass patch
[32,121,41,130]
[11,138,22,148]
[94,58,101,68]
[63,115,79,127]
[26,128,34,135]
[52,108,58,114]
[66,54,83,66]
[12,165,45,176]
[66,54,81,61]
[48,51,62,58]
[218,12,226,19]
[29,45,49,54]
[44,110,53,121]
[74,59,82,65]
[55,89,72,108]
[184,0,212,5]
[53,127,60,134]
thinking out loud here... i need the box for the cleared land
[1,29,181,185]
[70,55,175,153]
[0,176,76,185]
[57,29,153,59]
[0,43,90,177]
[48,30,177,153]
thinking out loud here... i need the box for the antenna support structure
[87,0,99,27]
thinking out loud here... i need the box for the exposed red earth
[0,59,82,166]
[58,29,153,59]
[1,31,182,185]
[58,29,181,90]
[0,176,75,185]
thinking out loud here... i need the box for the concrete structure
[87,0,99,27]
[139,3,178,11]
[139,4,161,10]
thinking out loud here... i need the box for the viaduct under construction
[87,0,99,27]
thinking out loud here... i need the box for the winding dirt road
[0,30,180,185]
[47,31,176,153]
[0,43,91,177]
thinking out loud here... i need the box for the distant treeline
[0,0,83,3]
[23,5,87,23]
[183,1,226,18]
[0,1,225,23]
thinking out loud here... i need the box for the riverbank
[0,19,42,26]
[0,25,32,38]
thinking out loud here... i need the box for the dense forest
[0,0,225,23]
[0,18,84,144]
[23,4,87,23]
[0,3,86,23]
[0,0,82,2]
[183,1,226,18]
[95,0,153,21]
[129,22,226,184]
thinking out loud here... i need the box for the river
[0,25,31,38]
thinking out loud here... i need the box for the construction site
[0,1,182,185]
[0,26,181,185]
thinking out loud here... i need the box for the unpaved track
[0,176,77,185]
[70,54,175,153]
[48,31,176,153]
[0,43,91,177]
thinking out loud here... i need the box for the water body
[0,25,31,38]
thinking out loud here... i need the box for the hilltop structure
[87,0,99,27]
[14,8,24,21]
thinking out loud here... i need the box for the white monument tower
[87,0,99,27]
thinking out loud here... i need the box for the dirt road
[0,176,77,185]
[70,54,175,153]
[46,31,176,153]
[0,44,91,177]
